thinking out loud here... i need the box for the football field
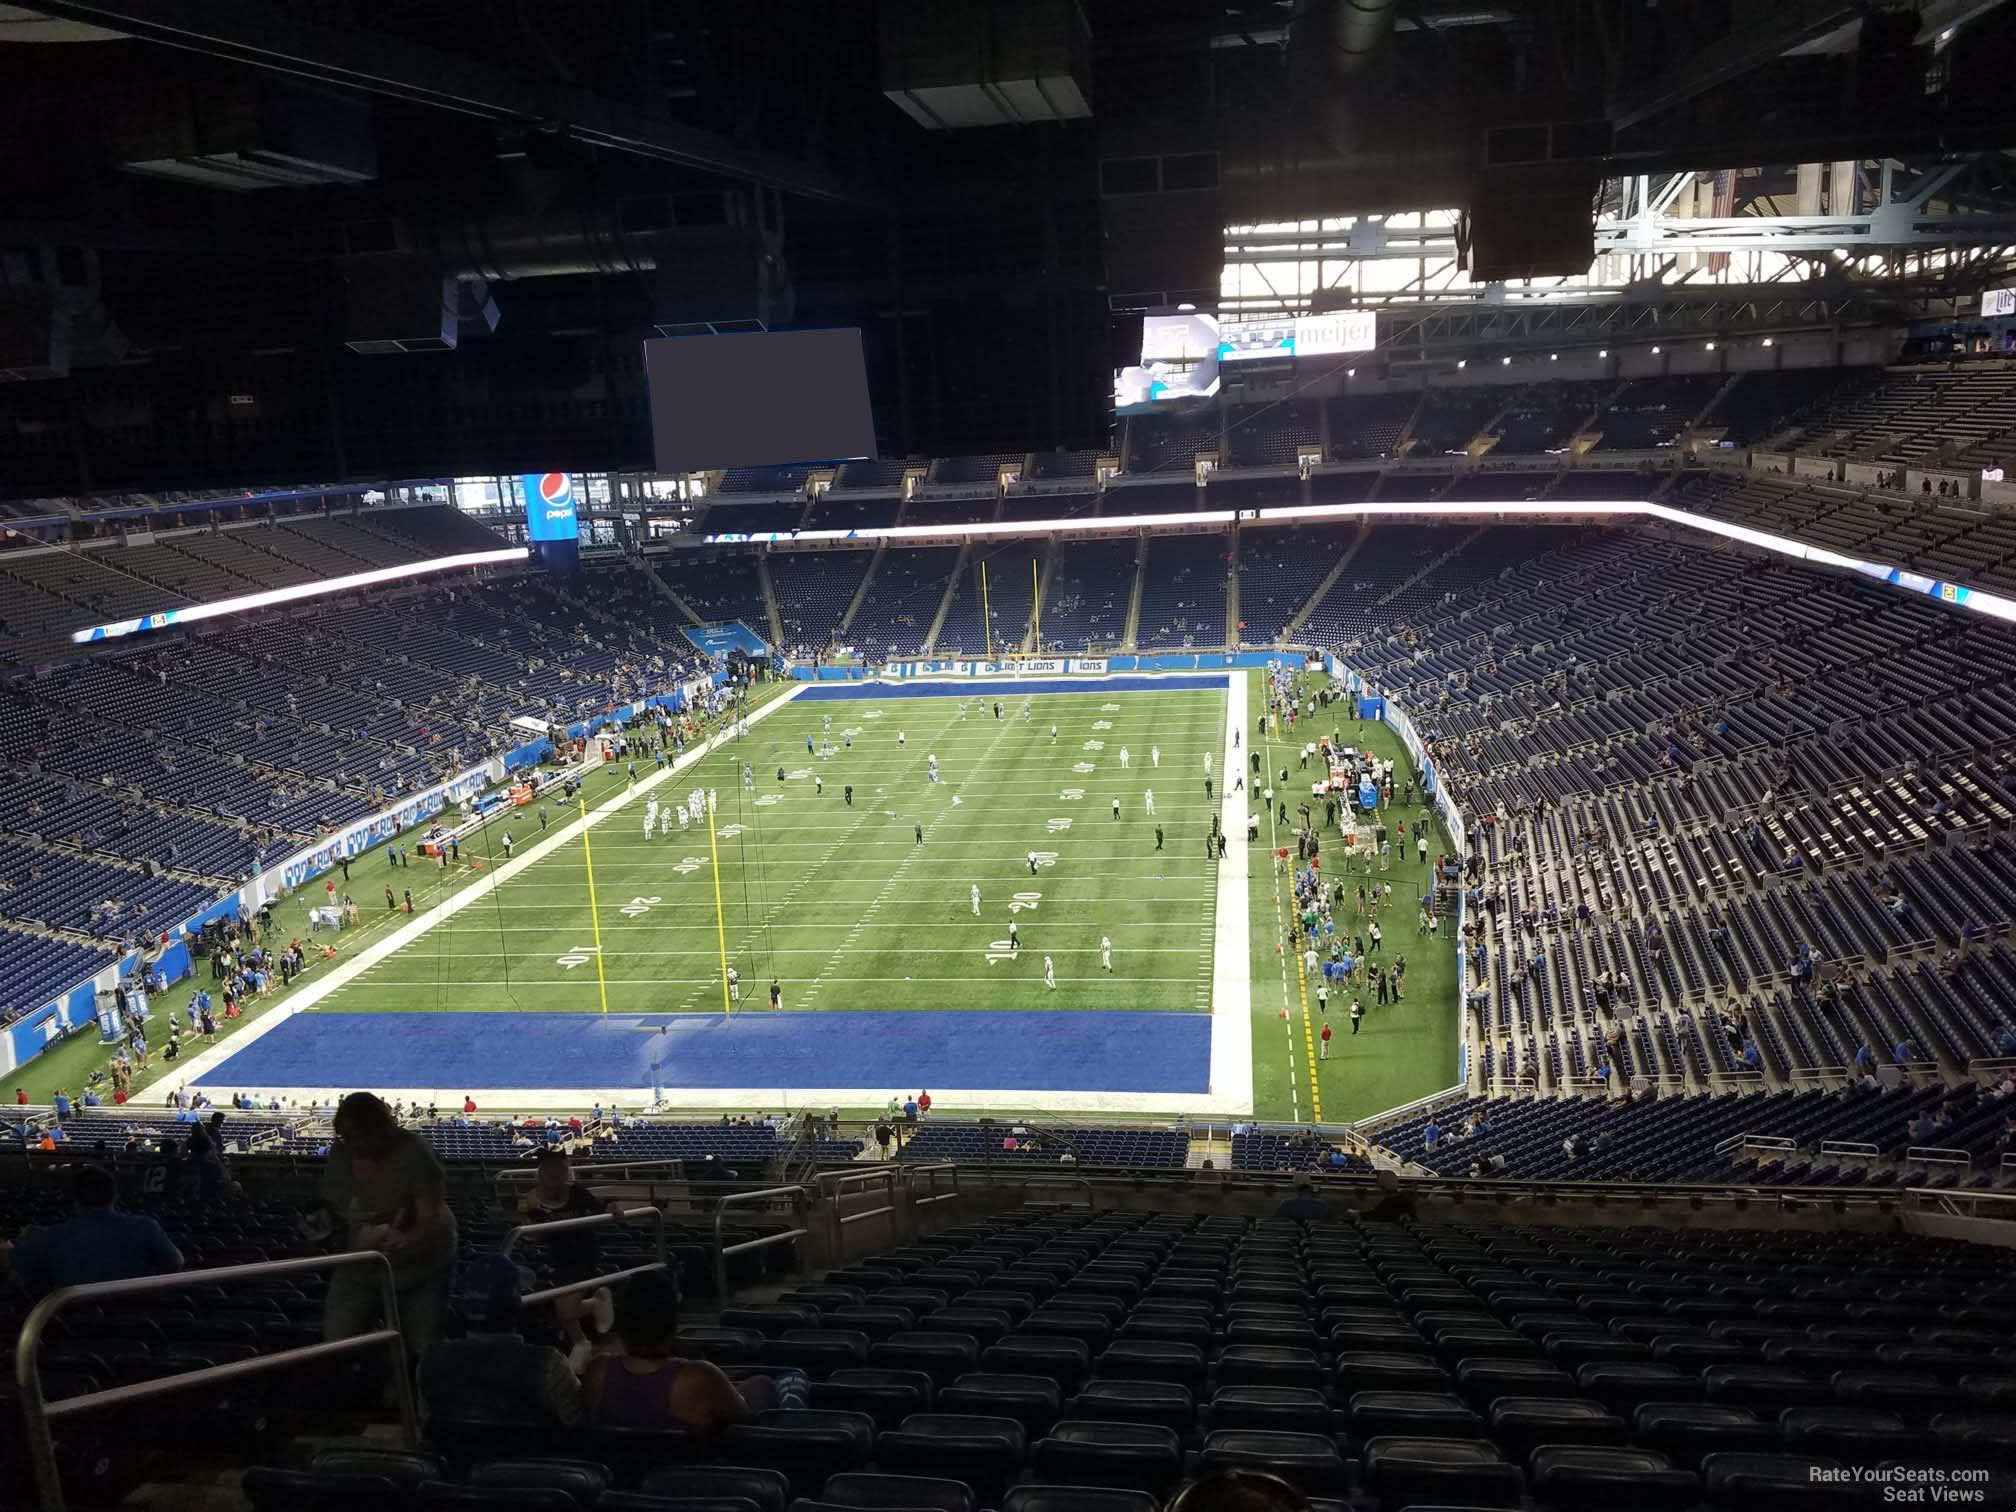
[102,668,1461,1124]
[369,679,1225,1018]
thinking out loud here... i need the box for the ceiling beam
[1609,0,1862,130]
[24,0,878,206]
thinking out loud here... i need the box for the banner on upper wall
[521,472,580,542]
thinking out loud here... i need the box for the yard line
[799,693,1032,1007]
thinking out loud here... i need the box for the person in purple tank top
[582,1271,800,1435]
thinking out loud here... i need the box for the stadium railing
[502,1206,670,1308]
[710,1184,812,1303]
[816,1166,907,1257]
[14,1250,418,1512]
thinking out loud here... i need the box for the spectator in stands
[521,1149,616,1370]
[11,1165,182,1300]
[1275,1183,1329,1221]
[1422,1118,1442,1152]
[582,1270,796,1435]
[316,1091,458,1360]
[418,1255,579,1428]
[1997,1024,2016,1057]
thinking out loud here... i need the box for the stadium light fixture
[1549,353,1558,361]
[1456,359,1467,368]
[1762,337,1774,347]
[1650,345,1661,354]
[1705,341,1716,351]
[1346,367,1356,377]
[1598,349,1608,358]
[1500,355,1511,366]
[71,545,530,644]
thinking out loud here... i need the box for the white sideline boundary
[180,673,1256,1116]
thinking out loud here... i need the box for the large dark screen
[643,328,877,472]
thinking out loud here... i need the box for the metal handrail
[1714,1133,1796,1156]
[1817,1139,1882,1158]
[496,1156,687,1185]
[15,1250,418,1512]
[1903,1145,1973,1168]
[711,1184,810,1303]
[1014,1175,1096,1210]
[502,1204,667,1271]
[905,1163,961,1214]
[818,1168,902,1258]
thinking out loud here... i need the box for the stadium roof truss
[1220,153,2016,321]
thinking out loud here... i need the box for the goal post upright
[707,790,734,1018]
[576,797,612,1017]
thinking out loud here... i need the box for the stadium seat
[872,1413,1025,1504]
[1359,1435,1523,1509]
[815,1471,974,1512]
[936,1373,1061,1435]
[1485,1396,1628,1459]
[1527,1445,1699,1510]
[1699,1451,1877,1508]
[637,1466,789,1512]
[999,1489,1156,1512]
[1030,1421,1185,1496]
[1199,1430,1350,1496]
[1631,1403,1782,1468]
[468,1460,609,1508]
[1067,1380,1196,1434]
[245,1468,397,1512]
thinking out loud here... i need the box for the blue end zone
[194,1009,1213,1095]
[799,674,1229,701]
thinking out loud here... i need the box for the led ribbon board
[72,546,530,644]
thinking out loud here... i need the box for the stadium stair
[1374,526,1487,607]
[1390,390,1429,456]
[1026,542,1058,654]
[1280,524,1369,643]
[640,560,706,625]
[1120,533,1148,653]
[920,544,971,656]
[837,543,888,638]
[1222,533,1240,651]
[756,555,787,649]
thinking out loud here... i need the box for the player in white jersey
[971,883,981,916]
[658,804,672,835]
[1144,789,1156,816]
[928,754,939,783]
[1151,745,1160,768]
[1204,752,1212,776]
[644,799,659,839]
[1043,955,1056,990]
[1101,935,1113,972]
[1119,746,1130,769]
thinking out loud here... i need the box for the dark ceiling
[0,0,2012,497]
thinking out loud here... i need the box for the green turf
[16,671,1461,1125]
[1244,669,1462,1125]
[340,681,1225,1017]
